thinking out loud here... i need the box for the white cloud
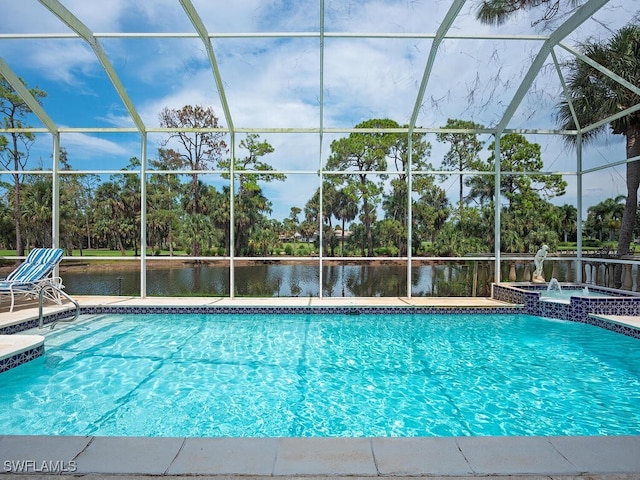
[60,131,136,167]
[1,0,635,219]
[30,40,98,87]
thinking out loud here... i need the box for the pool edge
[1,435,639,477]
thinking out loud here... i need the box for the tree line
[1,97,581,257]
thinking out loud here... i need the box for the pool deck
[1,434,640,479]
[1,295,640,479]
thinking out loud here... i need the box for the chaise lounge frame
[0,248,65,313]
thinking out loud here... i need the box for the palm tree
[556,25,640,272]
[556,203,577,243]
[475,0,582,26]
[479,5,640,281]
[334,189,358,256]
[585,196,626,242]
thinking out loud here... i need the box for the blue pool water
[1,312,639,437]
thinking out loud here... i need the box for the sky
[0,0,637,221]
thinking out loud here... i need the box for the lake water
[61,263,491,297]
[60,258,593,298]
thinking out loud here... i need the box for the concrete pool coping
[1,435,640,477]
[1,296,640,478]
[0,335,43,361]
[3,293,640,330]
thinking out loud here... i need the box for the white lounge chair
[0,248,65,312]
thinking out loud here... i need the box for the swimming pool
[1,311,639,437]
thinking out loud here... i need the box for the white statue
[533,244,549,283]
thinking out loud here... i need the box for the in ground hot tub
[493,282,640,337]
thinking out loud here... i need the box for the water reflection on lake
[62,262,493,297]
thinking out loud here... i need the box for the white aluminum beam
[405,0,466,296]
[552,48,581,130]
[0,31,552,42]
[582,103,640,135]
[319,0,326,297]
[38,0,145,133]
[496,0,609,133]
[179,0,235,133]
[408,0,467,133]
[0,56,57,133]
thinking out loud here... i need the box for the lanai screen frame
[1,0,638,298]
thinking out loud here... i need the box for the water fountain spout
[547,278,562,292]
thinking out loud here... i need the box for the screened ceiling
[0,0,636,135]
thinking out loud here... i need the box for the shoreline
[51,257,478,273]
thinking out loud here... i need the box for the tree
[433,222,482,257]
[58,149,99,255]
[248,221,279,256]
[304,184,334,255]
[312,182,340,256]
[20,174,52,248]
[501,197,559,253]
[326,118,397,256]
[218,133,284,255]
[116,159,142,256]
[478,5,640,278]
[333,189,358,256]
[93,180,127,253]
[382,125,434,256]
[179,212,218,256]
[282,206,302,245]
[475,0,582,26]
[584,196,625,242]
[148,149,183,255]
[466,133,567,209]
[298,218,316,245]
[556,203,577,243]
[465,134,566,252]
[91,158,141,255]
[375,219,404,256]
[556,25,640,276]
[0,78,46,256]
[0,197,13,249]
[413,181,450,245]
[436,118,484,210]
[159,105,228,255]
[208,185,231,255]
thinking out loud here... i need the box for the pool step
[0,335,44,373]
